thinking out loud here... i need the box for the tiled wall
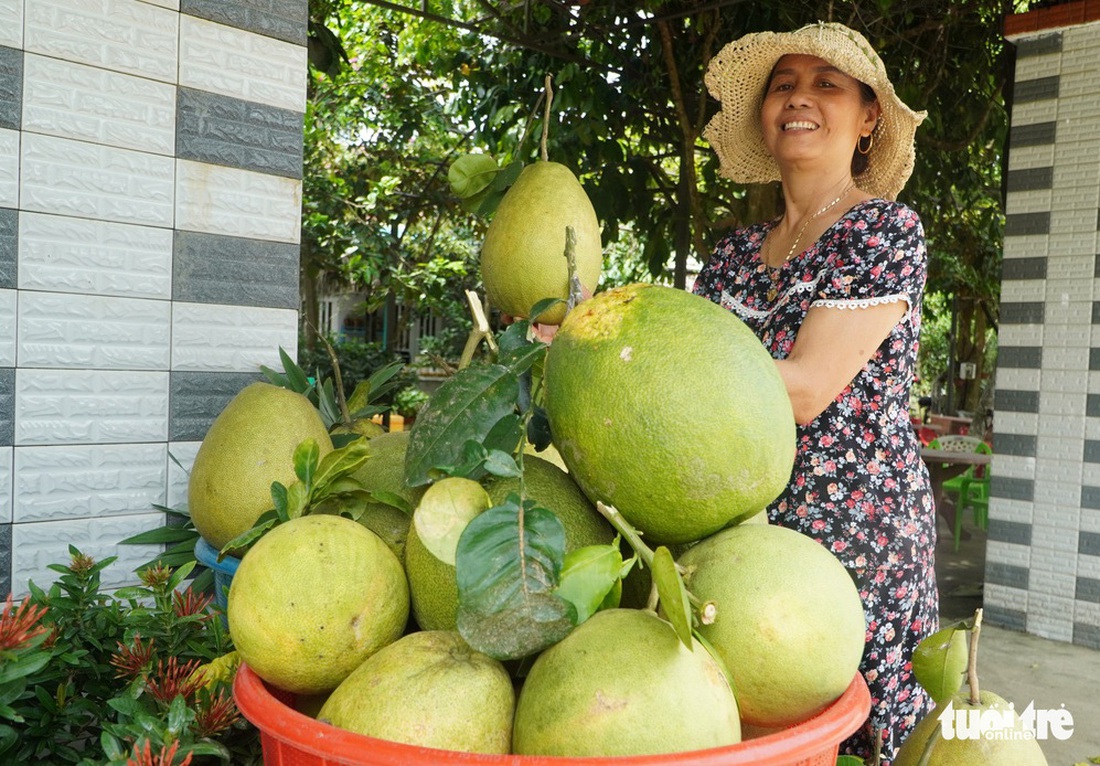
[0,0,307,597]
[994,19,1100,648]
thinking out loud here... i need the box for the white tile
[13,442,168,522]
[0,0,21,49]
[24,0,178,84]
[22,53,177,155]
[166,440,200,509]
[0,128,18,208]
[10,513,166,598]
[15,369,169,445]
[20,133,175,228]
[175,159,302,243]
[0,447,12,524]
[0,289,14,367]
[179,14,307,112]
[139,0,178,9]
[171,302,297,372]
[18,212,173,299]
[18,292,171,370]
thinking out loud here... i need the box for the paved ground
[934,518,1100,766]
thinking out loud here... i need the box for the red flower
[172,589,213,621]
[147,656,204,705]
[111,634,156,680]
[139,564,172,588]
[192,688,242,738]
[0,593,49,652]
[127,739,192,766]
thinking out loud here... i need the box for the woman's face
[760,54,879,175]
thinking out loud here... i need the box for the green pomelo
[404,477,492,631]
[913,625,969,705]
[227,515,409,695]
[512,608,740,757]
[893,690,1048,765]
[544,283,796,544]
[344,430,425,557]
[188,381,333,551]
[331,417,386,440]
[678,524,865,728]
[480,161,602,325]
[485,455,615,550]
[319,630,514,754]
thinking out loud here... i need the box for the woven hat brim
[703,22,927,200]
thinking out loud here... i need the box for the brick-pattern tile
[0,368,12,446]
[0,207,14,288]
[171,302,296,372]
[22,54,176,155]
[0,2,21,49]
[0,289,14,368]
[17,292,172,370]
[24,0,178,84]
[169,370,261,441]
[0,45,21,131]
[181,0,307,45]
[173,229,298,308]
[0,128,17,207]
[14,369,169,446]
[13,443,167,522]
[0,446,11,523]
[18,212,173,299]
[175,159,301,243]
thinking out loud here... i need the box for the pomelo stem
[967,607,983,705]
[563,225,585,312]
[458,290,498,370]
[540,74,552,162]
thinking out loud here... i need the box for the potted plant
[393,386,431,428]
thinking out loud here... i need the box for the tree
[307,0,1030,410]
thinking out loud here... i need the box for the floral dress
[693,199,937,765]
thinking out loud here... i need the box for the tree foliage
[306,0,1034,410]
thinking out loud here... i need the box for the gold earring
[857,133,874,155]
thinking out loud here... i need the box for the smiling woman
[692,22,934,766]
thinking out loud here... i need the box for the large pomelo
[188,381,333,550]
[484,454,615,549]
[319,630,514,754]
[480,161,602,325]
[343,430,426,560]
[543,283,795,544]
[227,514,409,695]
[678,524,865,728]
[512,608,740,756]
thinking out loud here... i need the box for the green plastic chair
[929,435,992,551]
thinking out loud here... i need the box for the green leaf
[118,526,197,546]
[528,296,563,322]
[455,499,571,660]
[526,406,553,451]
[652,546,693,649]
[165,560,196,591]
[369,489,413,515]
[555,544,623,624]
[484,413,524,455]
[270,481,289,518]
[293,438,321,487]
[913,624,969,704]
[448,153,500,199]
[835,757,865,765]
[222,513,279,553]
[491,160,523,191]
[404,364,521,486]
[285,481,311,519]
[498,337,549,377]
[483,449,522,479]
[310,440,372,499]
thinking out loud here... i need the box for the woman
[694,22,934,764]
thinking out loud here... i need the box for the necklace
[765,181,855,301]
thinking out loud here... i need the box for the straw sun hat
[703,22,927,200]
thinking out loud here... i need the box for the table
[920,447,992,536]
[928,414,973,436]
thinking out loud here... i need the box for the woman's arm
[774,300,907,425]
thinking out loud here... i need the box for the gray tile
[1010,121,1056,147]
[1089,394,1100,418]
[984,605,1027,632]
[170,370,264,441]
[991,477,1034,502]
[994,432,1037,457]
[1014,75,1060,104]
[1076,576,1100,604]
[182,0,307,46]
[997,346,1042,369]
[0,368,12,446]
[1015,32,1062,58]
[994,389,1039,413]
[1005,167,1053,193]
[986,562,1029,590]
[1001,256,1047,280]
[176,87,303,179]
[1004,212,1051,237]
[1086,441,1100,464]
[987,518,1032,545]
[173,230,299,309]
[999,301,1045,324]
[1080,531,1100,556]
[0,524,9,598]
[1074,621,1100,650]
[1090,348,1100,371]
[0,46,21,131]
[0,208,15,289]
[1083,485,1100,510]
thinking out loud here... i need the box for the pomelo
[543,283,795,544]
[319,630,515,754]
[227,514,409,695]
[678,523,865,728]
[344,430,426,560]
[512,608,740,756]
[893,689,1048,765]
[188,381,333,550]
[480,160,602,324]
[404,477,492,631]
